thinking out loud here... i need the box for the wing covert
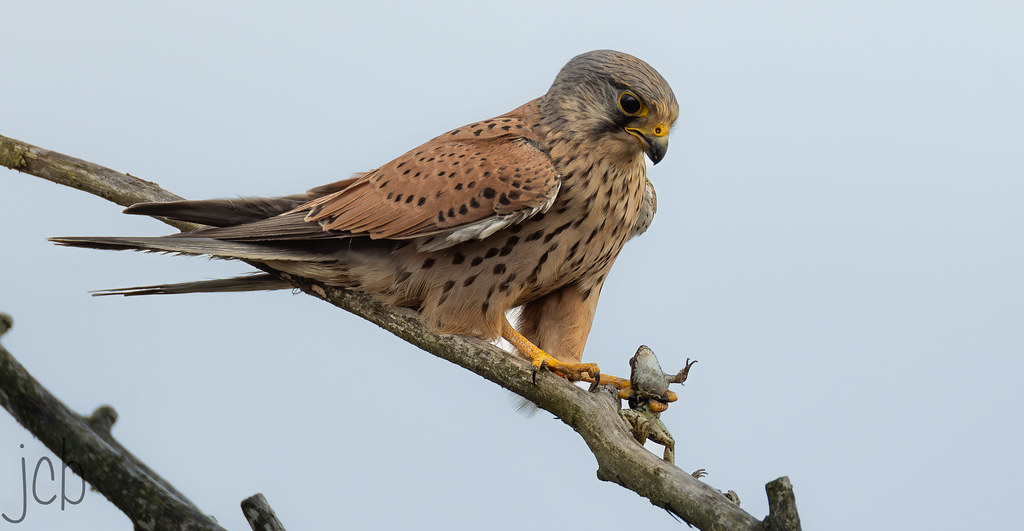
[301,115,561,249]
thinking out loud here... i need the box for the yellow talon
[501,320,629,387]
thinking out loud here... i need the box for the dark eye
[618,92,642,115]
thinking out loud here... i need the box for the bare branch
[1,134,801,530]
[765,477,802,531]
[0,134,199,232]
[0,314,226,530]
[241,494,287,531]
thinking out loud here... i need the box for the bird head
[543,50,678,165]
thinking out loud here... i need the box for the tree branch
[0,134,198,232]
[1,134,800,530]
[241,494,286,531]
[0,314,226,530]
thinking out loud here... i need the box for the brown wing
[171,110,561,248]
[299,114,561,248]
[123,176,361,228]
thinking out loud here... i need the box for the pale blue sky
[2,1,1022,529]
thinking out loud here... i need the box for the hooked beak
[625,124,671,164]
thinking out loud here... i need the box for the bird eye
[618,92,642,115]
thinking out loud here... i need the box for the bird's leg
[499,321,634,392]
[500,321,608,386]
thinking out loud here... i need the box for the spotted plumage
[53,49,678,379]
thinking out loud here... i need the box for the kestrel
[53,49,678,389]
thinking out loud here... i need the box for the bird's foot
[501,322,629,388]
[529,353,601,385]
[579,372,632,394]
[529,354,637,395]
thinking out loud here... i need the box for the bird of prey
[53,49,678,389]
